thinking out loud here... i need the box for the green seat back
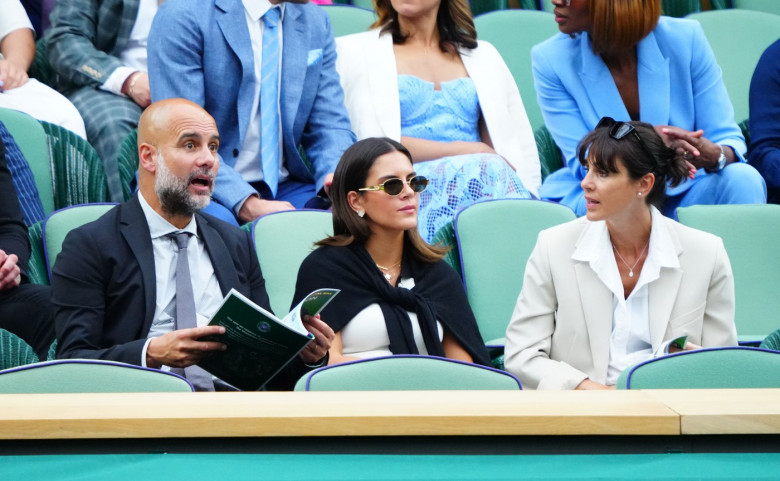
[18,123,114,286]
[474,10,558,131]
[738,118,750,149]
[535,124,563,180]
[28,38,57,87]
[455,199,575,345]
[429,221,461,277]
[676,204,780,343]
[732,0,780,15]
[295,355,522,391]
[0,329,38,371]
[253,210,333,316]
[0,111,112,216]
[349,0,374,10]
[616,347,780,389]
[662,0,701,17]
[47,339,58,361]
[116,128,139,201]
[26,220,49,285]
[0,359,194,393]
[686,10,780,125]
[471,0,507,16]
[518,0,540,9]
[320,5,377,37]
[40,121,111,209]
[761,329,780,351]
[43,204,116,280]
[0,108,54,214]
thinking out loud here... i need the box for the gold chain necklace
[376,260,401,281]
[612,241,649,278]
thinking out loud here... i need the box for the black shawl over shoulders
[291,242,490,367]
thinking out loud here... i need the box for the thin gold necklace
[376,260,401,281]
[612,241,649,278]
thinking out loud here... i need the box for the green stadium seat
[295,355,522,390]
[676,204,780,344]
[616,347,780,389]
[454,199,575,346]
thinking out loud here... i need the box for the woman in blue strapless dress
[336,0,541,242]
[399,75,531,241]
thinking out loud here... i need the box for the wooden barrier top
[0,390,677,439]
[647,388,780,435]
[0,389,777,440]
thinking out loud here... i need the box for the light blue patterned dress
[399,75,531,242]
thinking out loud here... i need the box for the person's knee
[719,163,767,202]
[70,89,141,140]
[87,108,139,140]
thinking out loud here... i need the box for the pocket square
[307,49,323,66]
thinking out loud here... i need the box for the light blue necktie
[261,6,282,197]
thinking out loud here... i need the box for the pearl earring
[637,192,643,197]
[357,210,365,218]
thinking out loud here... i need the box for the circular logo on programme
[257,321,271,333]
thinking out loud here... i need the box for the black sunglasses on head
[596,116,655,160]
[358,176,429,196]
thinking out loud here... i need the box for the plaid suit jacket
[44,0,139,92]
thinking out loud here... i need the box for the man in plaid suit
[45,0,159,203]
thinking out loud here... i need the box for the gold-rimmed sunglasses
[358,176,429,196]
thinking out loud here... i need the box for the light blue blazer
[533,16,746,206]
[148,0,355,210]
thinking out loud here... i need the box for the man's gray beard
[154,152,213,217]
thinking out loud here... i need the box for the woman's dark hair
[317,137,446,263]
[372,0,477,53]
[588,0,660,55]
[577,120,688,207]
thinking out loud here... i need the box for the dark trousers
[0,283,55,360]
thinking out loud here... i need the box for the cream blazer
[504,215,737,390]
[335,29,542,197]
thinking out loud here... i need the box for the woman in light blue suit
[535,0,766,217]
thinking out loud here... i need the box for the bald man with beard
[51,98,333,390]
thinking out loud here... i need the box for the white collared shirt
[236,0,288,185]
[102,0,158,94]
[572,206,680,385]
[137,192,223,365]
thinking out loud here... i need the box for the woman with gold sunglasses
[291,137,490,367]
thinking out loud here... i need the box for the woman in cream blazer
[504,118,737,390]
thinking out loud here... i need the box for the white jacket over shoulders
[504,215,737,390]
[336,29,541,196]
